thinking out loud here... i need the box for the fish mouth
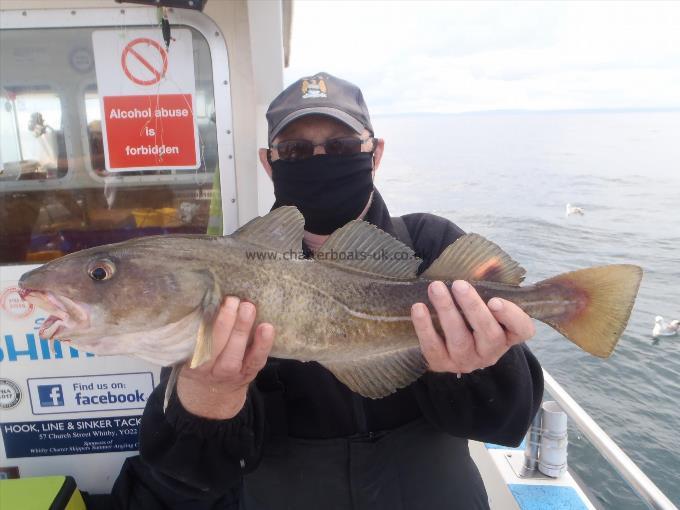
[19,289,91,341]
[40,315,69,342]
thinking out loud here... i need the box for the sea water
[374,111,680,509]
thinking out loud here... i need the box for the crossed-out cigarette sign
[92,29,200,171]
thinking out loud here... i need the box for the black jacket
[112,190,544,510]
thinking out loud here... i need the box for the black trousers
[240,418,489,510]
[109,418,489,510]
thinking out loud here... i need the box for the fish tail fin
[538,264,642,358]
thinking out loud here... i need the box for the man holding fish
[21,73,641,508]
[114,73,542,509]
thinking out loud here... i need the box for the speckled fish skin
[18,207,643,398]
[18,235,419,360]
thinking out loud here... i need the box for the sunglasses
[269,136,376,162]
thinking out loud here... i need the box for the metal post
[11,97,24,161]
[520,407,543,477]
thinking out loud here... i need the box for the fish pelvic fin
[190,270,222,369]
[539,264,643,358]
[321,347,427,398]
[190,318,213,368]
[422,233,526,285]
[163,364,181,413]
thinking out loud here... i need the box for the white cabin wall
[202,0,270,225]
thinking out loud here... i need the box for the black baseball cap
[266,72,374,145]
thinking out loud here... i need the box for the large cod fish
[19,207,642,399]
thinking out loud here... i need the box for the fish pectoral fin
[321,347,427,399]
[231,206,304,253]
[315,220,421,280]
[422,233,526,285]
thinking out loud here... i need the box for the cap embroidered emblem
[301,78,327,99]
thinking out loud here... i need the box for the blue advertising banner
[2,415,141,458]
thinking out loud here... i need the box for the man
[113,73,543,510]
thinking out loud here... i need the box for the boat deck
[471,440,597,510]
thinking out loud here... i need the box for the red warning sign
[103,94,196,169]
[92,29,199,171]
[121,38,168,86]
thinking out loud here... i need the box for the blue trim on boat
[508,484,589,510]
[485,439,526,450]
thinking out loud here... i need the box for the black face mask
[271,152,374,235]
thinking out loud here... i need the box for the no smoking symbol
[121,38,168,86]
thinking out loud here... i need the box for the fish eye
[88,260,115,282]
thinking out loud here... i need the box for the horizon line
[373,107,680,117]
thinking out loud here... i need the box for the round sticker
[69,47,94,73]
[0,379,22,410]
[0,286,34,319]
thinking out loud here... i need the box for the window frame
[0,6,238,234]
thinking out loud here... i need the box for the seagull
[652,316,679,337]
[566,203,585,216]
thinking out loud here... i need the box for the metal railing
[543,369,678,510]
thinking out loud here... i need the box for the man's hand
[411,280,535,374]
[177,297,275,419]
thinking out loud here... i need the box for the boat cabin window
[0,24,222,264]
[1,89,65,181]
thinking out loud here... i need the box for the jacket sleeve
[114,377,265,507]
[412,345,543,446]
[401,212,544,446]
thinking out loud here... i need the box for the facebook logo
[37,384,64,407]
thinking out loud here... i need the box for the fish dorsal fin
[231,206,304,253]
[422,233,526,285]
[316,220,421,280]
[320,347,428,399]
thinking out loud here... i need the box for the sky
[284,1,680,114]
